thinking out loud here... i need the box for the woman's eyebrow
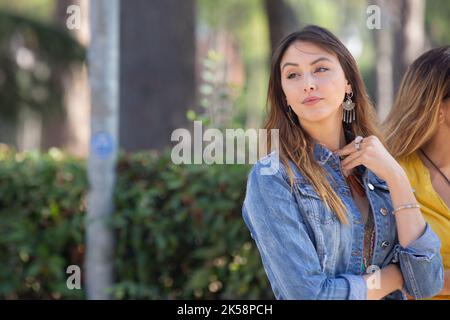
[281,57,332,71]
[281,62,298,71]
[310,57,332,65]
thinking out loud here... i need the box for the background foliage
[0,145,272,299]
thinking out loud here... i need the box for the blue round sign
[91,131,114,159]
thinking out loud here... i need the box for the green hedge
[0,145,272,299]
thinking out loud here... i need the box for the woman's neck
[421,127,450,171]
[302,117,346,152]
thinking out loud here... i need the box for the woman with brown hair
[242,25,443,300]
[384,46,450,299]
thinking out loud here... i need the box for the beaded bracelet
[392,203,420,215]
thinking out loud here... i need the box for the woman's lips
[302,96,323,105]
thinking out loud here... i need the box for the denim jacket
[242,143,444,300]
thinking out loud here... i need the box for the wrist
[386,264,404,291]
[385,165,408,187]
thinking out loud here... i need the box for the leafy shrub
[0,145,273,299]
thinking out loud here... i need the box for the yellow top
[398,152,450,300]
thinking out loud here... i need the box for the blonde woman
[241,25,443,300]
[384,46,450,299]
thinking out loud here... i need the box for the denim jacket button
[381,241,390,248]
[351,251,361,256]
[367,183,375,191]
[380,207,388,216]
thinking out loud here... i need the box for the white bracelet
[392,203,420,215]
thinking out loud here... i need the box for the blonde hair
[384,46,450,159]
[265,25,382,225]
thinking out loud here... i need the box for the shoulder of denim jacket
[252,150,285,178]
[257,150,281,167]
[257,152,303,182]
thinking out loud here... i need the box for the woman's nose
[303,76,317,92]
[303,83,316,93]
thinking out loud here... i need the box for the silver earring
[342,92,355,123]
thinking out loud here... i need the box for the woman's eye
[315,67,329,73]
[287,73,299,79]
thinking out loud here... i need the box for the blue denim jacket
[242,143,444,300]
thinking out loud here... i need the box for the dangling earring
[342,92,356,123]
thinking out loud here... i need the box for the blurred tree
[391,0,425,93]
[119,0,196,152]
[0,9,84,149]
[426,0,450,46]
[197,0,270,130]
[47,0,90,157]
[264,0,299,54]
[371,0,428,120]
[0,0,54,22]
[372,0,394,122]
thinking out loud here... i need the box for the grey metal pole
[86,0,119,300]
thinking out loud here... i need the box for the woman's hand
[335,135,405,184]
[336,135,427,249]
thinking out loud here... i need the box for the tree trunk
[372,0,394,122]
[86,0,119,300]
[47,0,90,157]
[264,0,299,54]
[119,0,196,152]
[391,0,425,93]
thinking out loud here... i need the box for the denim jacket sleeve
[392,223,444,299]
[242,163,368,300]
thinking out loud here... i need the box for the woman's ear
[345,81,352,95]
[438,106,445,125]
[439,98,450,125]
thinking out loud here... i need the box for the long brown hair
[384,46,450,158]
[264,25,381,224]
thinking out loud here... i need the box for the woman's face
[440,97,450,128]
[280,41,351,124]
